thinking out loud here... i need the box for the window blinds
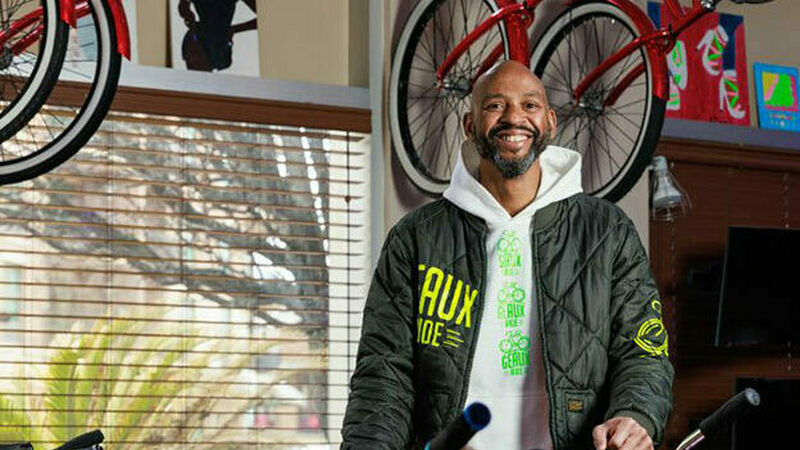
[0,110,369,448]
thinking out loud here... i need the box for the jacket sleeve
[341,226,416,449]
[605,219,674,445]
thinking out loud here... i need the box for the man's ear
[547,107,557,139]
[463,112,474,140]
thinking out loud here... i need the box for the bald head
[470,60,550,113]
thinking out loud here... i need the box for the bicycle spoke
[556,112,581,141]
[603,112,636,145]
[600,120,632,168]
[426,110,447,171]
[566,23,588,83]
[593,122,623,171]
[407,102,438,130]
[407,82,438,99]
[407,81,438,91]
[408,94,442,100]
[418,25,436,67]
[423,15,437,66]
[573,113,593,146]
[546,87,575,97]
[601,116,614,172]
[459,0,474,72]
[606,17,628,66]
[592,18,603,68]
[547,45,574,94]
[416,101,452,153]
[581,18,593,72]
[605,50,642,97]
[423,110,444,170]
[474,18,497,68]
[410,65,436,73]
[590,124,604,191]
[608,96,646,111]
[605,105,643,129]
[411,99,442,143]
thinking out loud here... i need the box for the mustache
[488,123,540,140]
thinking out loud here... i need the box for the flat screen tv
[715,226,800,349]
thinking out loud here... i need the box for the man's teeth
[500,135,528,142]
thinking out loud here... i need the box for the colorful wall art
[648,2,750,125]
[753,63,800,132]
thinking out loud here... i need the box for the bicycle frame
[435,0,541,87]
[573,0,720,105]
[435,0,724,106]
[0,0,130,60]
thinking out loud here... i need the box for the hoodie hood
[443,140,583,226]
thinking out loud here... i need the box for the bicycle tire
[389,0,510,196]
[0,0,121,185]
[530,2,666,202]
[0,0,69,144]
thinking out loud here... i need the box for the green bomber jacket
[341,194,674,449]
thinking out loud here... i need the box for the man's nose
[500,103,525,126]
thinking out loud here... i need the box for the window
[0,110,369,448]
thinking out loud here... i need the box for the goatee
[473,123,550,179]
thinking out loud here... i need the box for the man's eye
[526,103,539,110]
[485,103,503,110]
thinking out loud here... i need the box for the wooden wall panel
[652,139,800,450]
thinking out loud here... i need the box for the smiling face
[464,61,557,179]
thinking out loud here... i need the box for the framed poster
[648,2,750,126]
[753,63,800,132]
[169,0,259,76]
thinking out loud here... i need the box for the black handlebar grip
[699,388,760,438]
[425,402,491,450]
[53,430,104,450]
[0,444,32,450]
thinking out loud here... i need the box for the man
[341,61,673,450]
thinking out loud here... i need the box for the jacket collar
[446,194,574,236]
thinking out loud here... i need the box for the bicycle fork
[435,0,540,92]
[0,0,132,60]
[62,0,131,58]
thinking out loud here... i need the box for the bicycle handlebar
[0,444,32,450]
[52,430,104,450]
[698,388,760,438]
[425,402,491,450]
[676,388,760,450]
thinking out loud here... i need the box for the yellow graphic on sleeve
[633,300,669,357]
[416,264,479,349]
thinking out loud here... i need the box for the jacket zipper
[457,227,488,415]
[532,219,559,450]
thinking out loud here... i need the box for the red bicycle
[0,0,130,185]
[389,0,772,199]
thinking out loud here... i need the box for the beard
[473,122,550,179]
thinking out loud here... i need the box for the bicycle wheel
[0,0,121,185]
[389,0,509,195]
[0,0,68,143]
[530,2,666,202]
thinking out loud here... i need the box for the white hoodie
[443,141,583,450]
